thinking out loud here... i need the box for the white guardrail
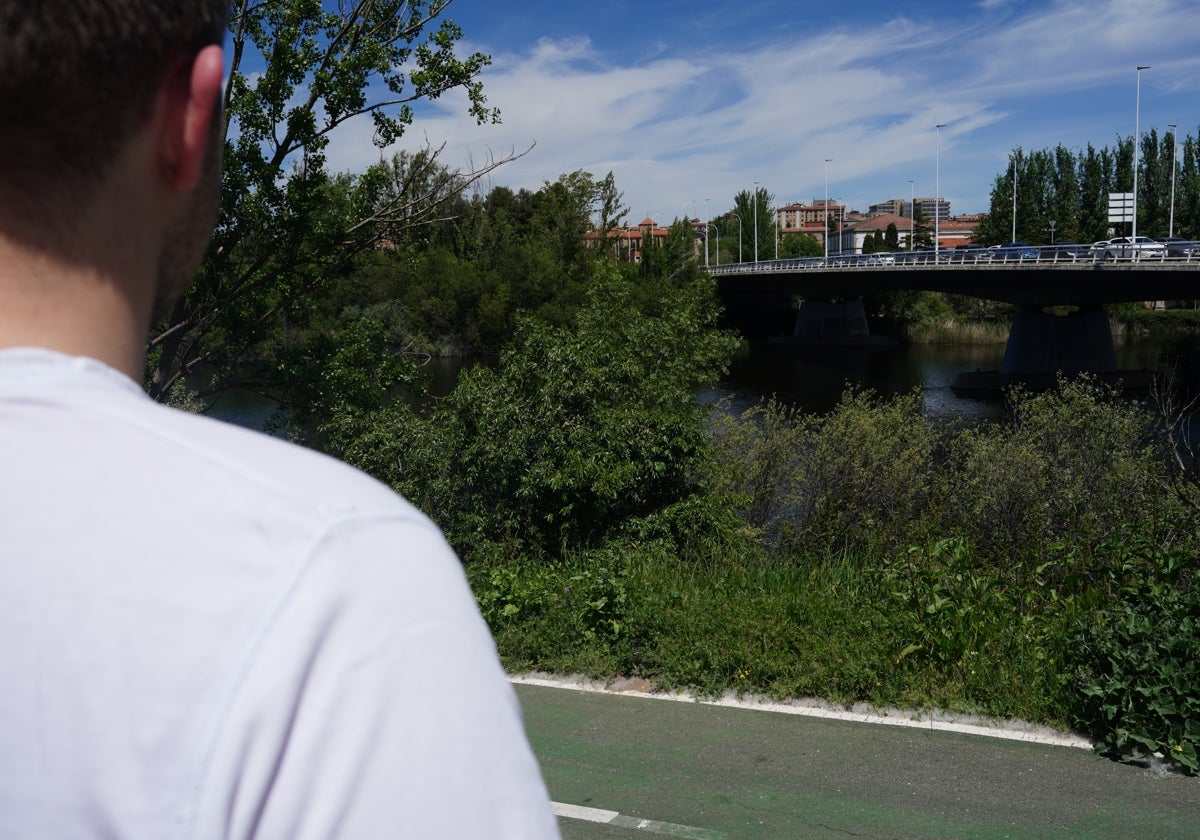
[707,242,1200,275]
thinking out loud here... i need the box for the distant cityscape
[600,197,982,262]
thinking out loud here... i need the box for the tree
[910,205,933,248]
[884,222,899,251]
[147,0,527,403]
[726,186,776,262]
[779,233,822,258]
[324,264,741,562]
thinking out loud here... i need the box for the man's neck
[0,235,149,380]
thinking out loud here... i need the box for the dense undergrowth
[324,262,1200,774]
[462,378,1200,774]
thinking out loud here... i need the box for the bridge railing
[707,241,1200,274]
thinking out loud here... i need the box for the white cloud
[319,0,1200,218]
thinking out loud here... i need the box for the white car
[1102,236,1166,260]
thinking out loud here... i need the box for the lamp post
[1168,125,1178,238]
[1133,66,1150,241]
[708,223,720,266]
[907,179,914,250]
[824,159,832,262]
[1011,153,1018,243]
[730,212,742,263]
[753,181,760,263]
[704,197,711,267]
[935,123,946,262]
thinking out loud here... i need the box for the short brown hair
[0,1,227,217]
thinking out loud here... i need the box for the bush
[1071,545,1200,774]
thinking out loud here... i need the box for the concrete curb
[510,672,1094,750]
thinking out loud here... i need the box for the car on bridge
[987,242,1039,262]
[1039,243,1090,262]
[1099,236,1166,260]
[1157,237,1200,259]
[950,243,988,263]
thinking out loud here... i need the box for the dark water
[206,336,1184,433]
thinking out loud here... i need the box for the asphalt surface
[513,681,1200,840]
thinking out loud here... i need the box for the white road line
[512,673,1092,750]
[551,802,725,839]
[552,802,619,823]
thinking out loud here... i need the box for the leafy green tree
[147,0,521,403]
[726,186,775,262]
[325,265,741,562]
[779,232,822,258]
[884,222,900,251]
[910,205,933,248]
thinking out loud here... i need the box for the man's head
[0,1,227,238]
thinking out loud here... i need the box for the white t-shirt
[0,348,559,839]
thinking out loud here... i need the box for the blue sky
[320,0,1200,222]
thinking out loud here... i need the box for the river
[206,335,1181,433]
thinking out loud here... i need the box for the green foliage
[1072,544,1200,774]
[978,130,1200,246]
[148,0,507,402]
[779,232,822,258]
[331,264,740,562]
[946,376,1177,570]
[456,370,1200,744]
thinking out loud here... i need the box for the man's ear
[160,44,224,191]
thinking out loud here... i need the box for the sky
[319,0,1200,223]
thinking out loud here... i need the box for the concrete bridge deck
[709,255,1200,387]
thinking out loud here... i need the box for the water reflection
[709,336,1183,425]
[708,343,1008,424]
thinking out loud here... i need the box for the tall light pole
[1133,65,1150,241]
[730,212,742,263]
[1168,125,1178,238]
[752,181,760,263]
[704,197,711,267]
[824,159,832,261]
[935,123,946,262]
[907,179,914,250]
[1011,153,1018,243]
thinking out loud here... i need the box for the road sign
[1108,192,1134,223]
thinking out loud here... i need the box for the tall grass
[904,318,1009,344]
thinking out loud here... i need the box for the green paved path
[514,683,1200,839]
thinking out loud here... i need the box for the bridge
[709,249,1200,392]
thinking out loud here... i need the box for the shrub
[1071,545,1200,774]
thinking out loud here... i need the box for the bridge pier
[1001,305,1116,376]
[793,299,870,340]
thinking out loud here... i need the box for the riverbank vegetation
[461,377,1200,774]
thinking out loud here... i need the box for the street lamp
[824,159,832,262]
[1011,153,1018,243]
[935,123,946,262]
[730,212,743,263]
[1133,66,1150,242]
[907,179,914,250]
[753,181,760,263]
[704,197,711,267]
[708,223,720,266]
[1168,125,1178,238]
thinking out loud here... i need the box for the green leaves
[340,264,739,563]
[1072,547,1200,775]
[148,0,507,402]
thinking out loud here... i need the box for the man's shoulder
[158,403,415,520]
